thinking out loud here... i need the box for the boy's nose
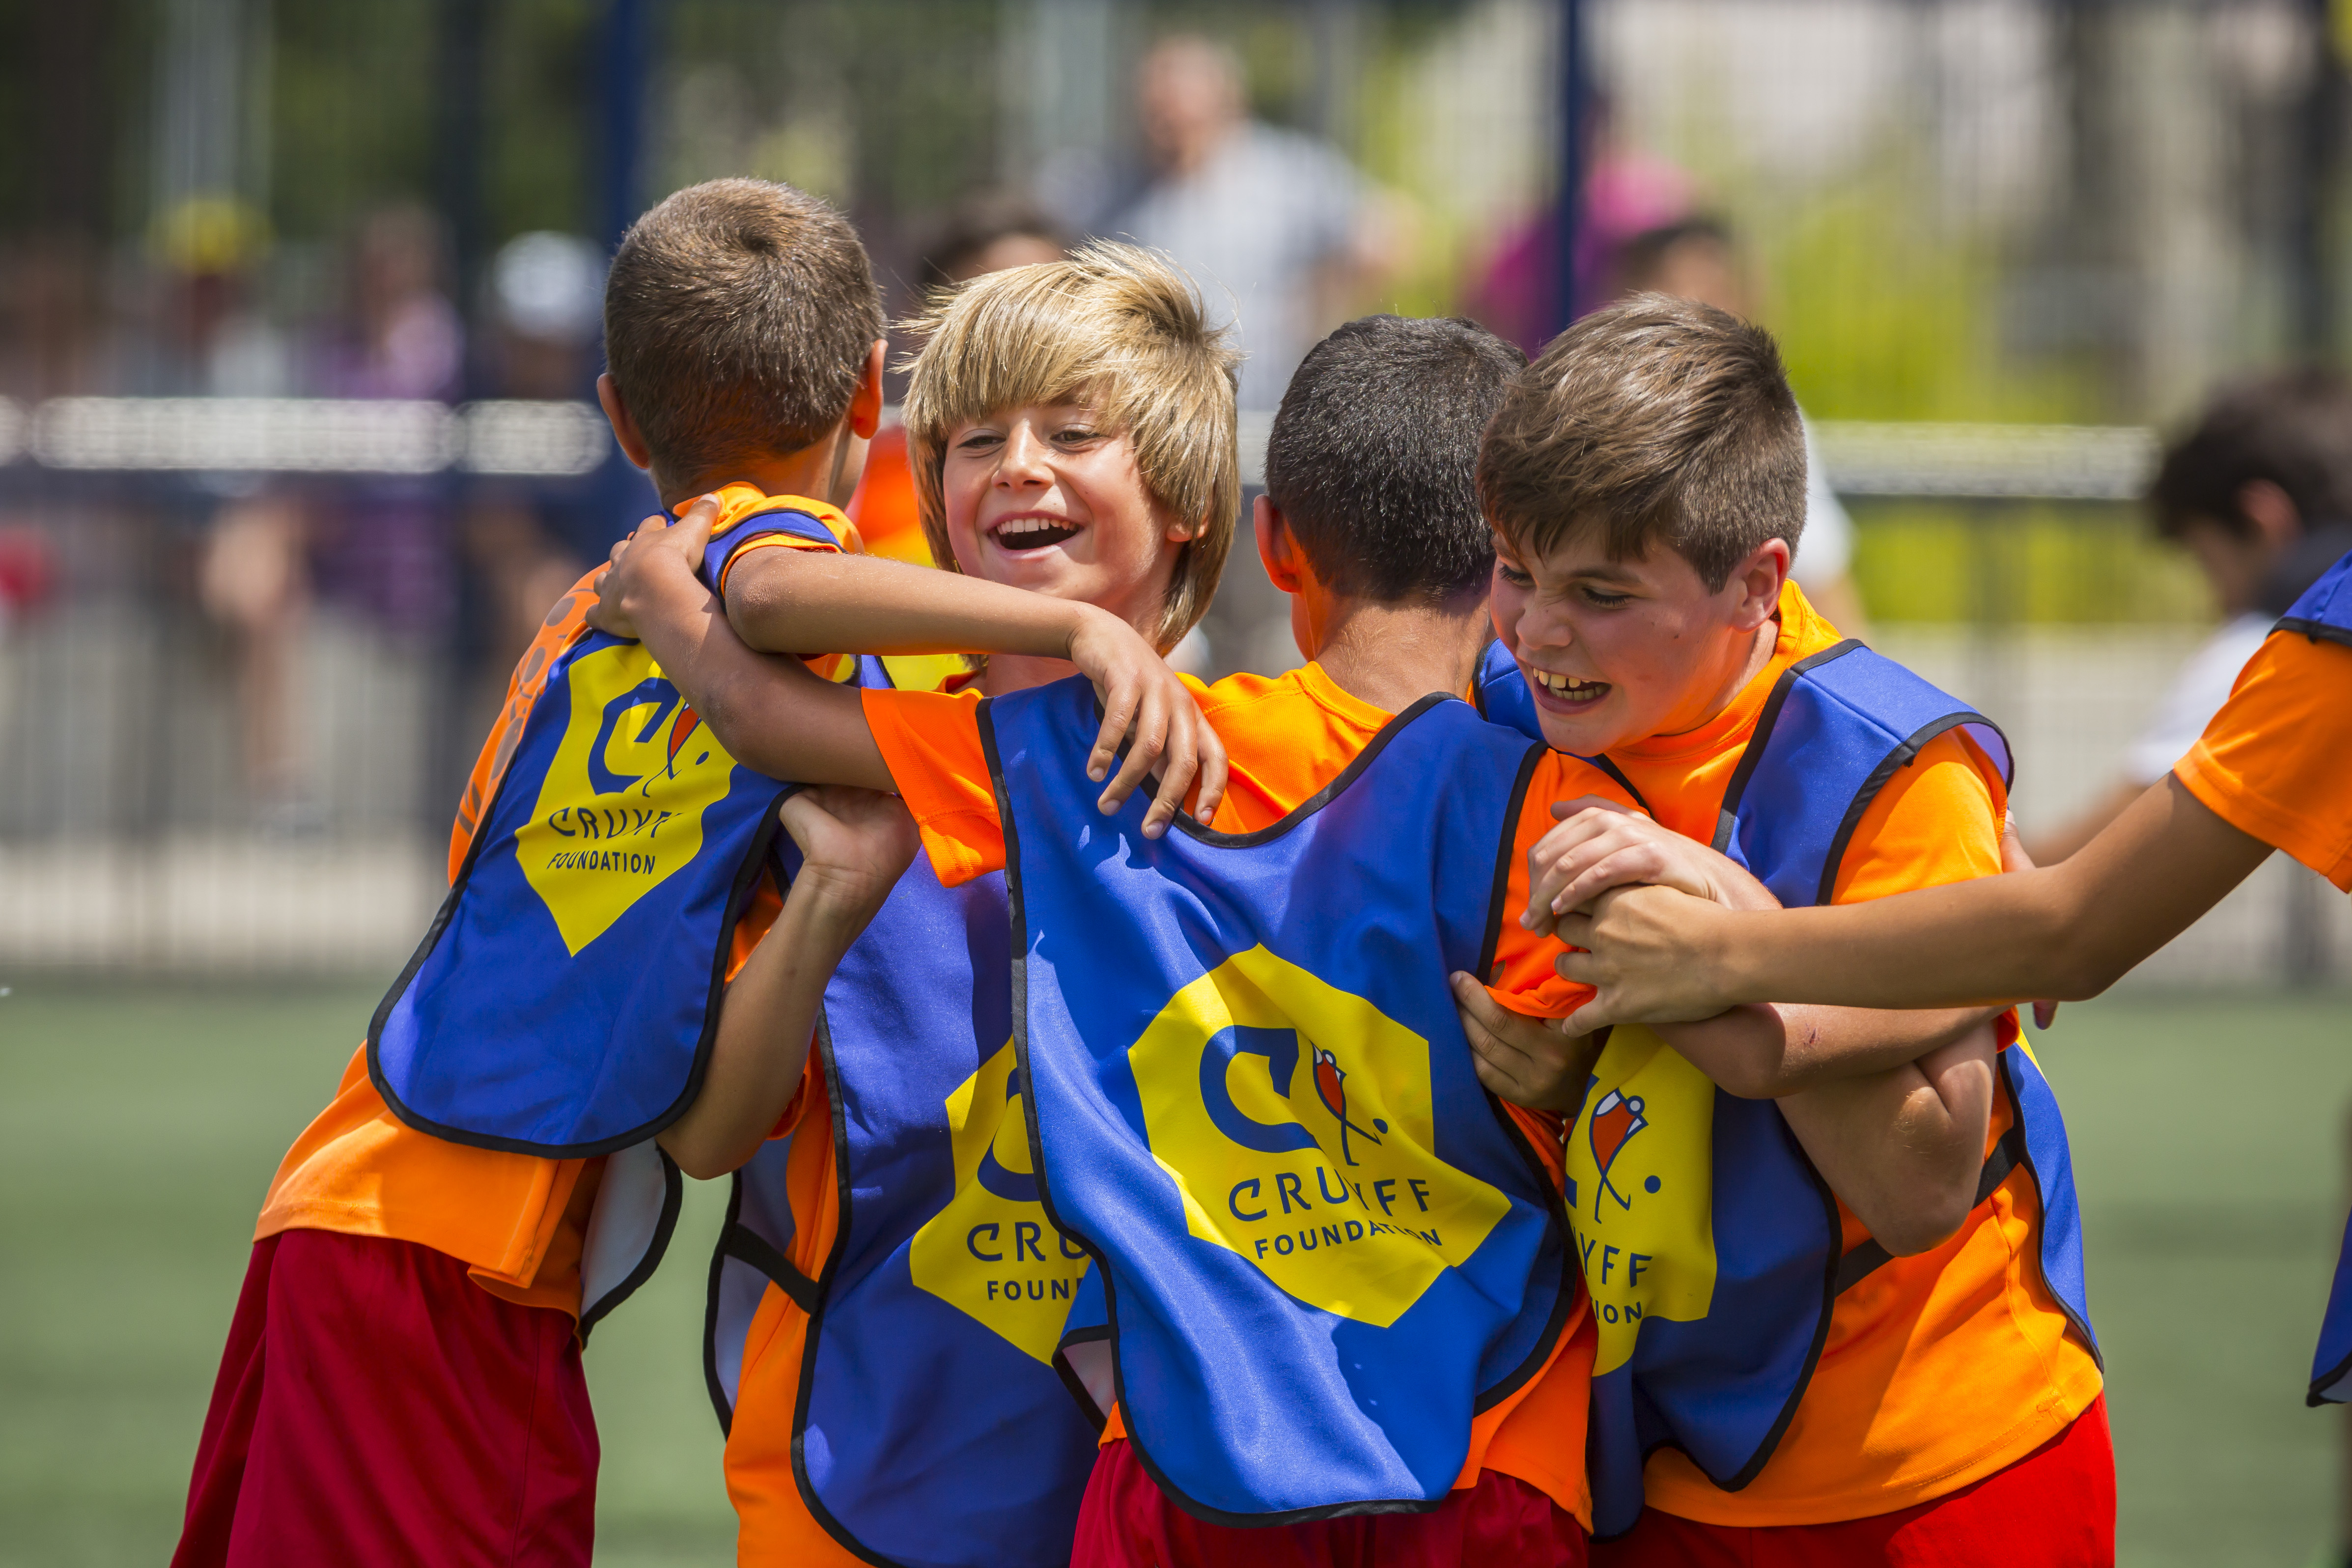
[998,426,1053,484]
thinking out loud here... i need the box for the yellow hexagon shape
[1127,945,1510,1327]
[515,644,738,955]
[908,1039,1091,1363]
[1561,1025,1719,1375]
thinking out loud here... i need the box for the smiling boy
[1474,296,2111,1562]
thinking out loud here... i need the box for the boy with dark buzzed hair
[171,177,909,1568]
[1462,294,2111,1562]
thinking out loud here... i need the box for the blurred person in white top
[1608,217,1870,641]
[1101,35,1402,414]
[2028,369,2352,862]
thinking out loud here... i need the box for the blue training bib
[1484,641,2094,1537]
[370,503,842,1160]
[704,658,1101,1568]
[985,678,1571,1524]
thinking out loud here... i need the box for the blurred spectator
[1465,100,1696,357]
[197,204,464,829]
[1097,35,1401,413]
[2026,369,2352,863]
[846,193,1072,570]
[461,231,615,685]
[917,191,1067,293]
[1095,35,1400,676]
[1610,217,1871,641]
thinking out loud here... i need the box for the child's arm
[658,786,919,1179]
[1556,774,2273,1025]
[1775,1023,1997,1257]
[592,499,1227,836]
[1517,798,2005,1093]
[1452,980,1994,1256]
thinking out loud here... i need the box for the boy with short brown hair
[1470,294,2111,1562]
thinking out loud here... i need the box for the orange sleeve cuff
[860,686,1008,887]
[2173,635,2352,890]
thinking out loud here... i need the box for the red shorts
[171,1229,598,1568]
[1591,1396,2114,1568]
[1072,1437,1589,1568]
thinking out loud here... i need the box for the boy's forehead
[1500,518,1657,582]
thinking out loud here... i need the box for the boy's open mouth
[989,514,1084,552]
[1527,666,1611,709]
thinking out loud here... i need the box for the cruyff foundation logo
[1131,945,1510,1328]
[1562,1026,1719,1374]
[910,1038,1090,1363]
[516,643,740,954]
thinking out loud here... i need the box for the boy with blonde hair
[590,242,1235,1568]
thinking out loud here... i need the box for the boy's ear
[1254,495,1305,593]
[1727,536,1791,631]
[849,339,887,440]
[596,373,655,473]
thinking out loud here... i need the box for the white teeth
[997,517,1071,536]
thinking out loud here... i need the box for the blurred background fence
[2,0,2349,983]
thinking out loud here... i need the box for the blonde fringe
[898,241,1241,652]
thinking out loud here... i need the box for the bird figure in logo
[1310,1044,1384,1167]
[1586,1088,1649,1219]
[663,705,705,779]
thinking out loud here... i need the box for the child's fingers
[1191,721,1228,825]
[1142,713,1198,838]
[1551,794,1643,822]
[1089,684,1138,784]
[672,492,726,555]
[1098,693,1168,818]
[1553,846,1667,915]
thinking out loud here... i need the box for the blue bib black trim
[2277,546,2352,653]
[984,678,1571,1525]
[704,656,1100,1568]
[1480,642,2093,1537]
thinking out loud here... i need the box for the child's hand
[1450,972,1605,1115]
[1064,608,1229,838]
[1521,796,1778,939]
[778,785,921,918]
[587,494,726,640]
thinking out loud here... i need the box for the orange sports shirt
[2174,629,2352,890]
[253,484,848,1316]
[1611,581,2102,1526]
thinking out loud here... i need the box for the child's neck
[978,651,1083,697]
[661,425,852,513]
[1310,593,1490,717]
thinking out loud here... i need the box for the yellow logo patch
[1562,1025,1719,1373]
[909,1039,1091,1363]
[516,642,740,955]
[1128,946,1510,1327]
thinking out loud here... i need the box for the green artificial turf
[0,981,2345,1565]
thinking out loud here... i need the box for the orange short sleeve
[2175,632,2352,890]
[1828,728,2006,903]
[861,685,1006,886]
